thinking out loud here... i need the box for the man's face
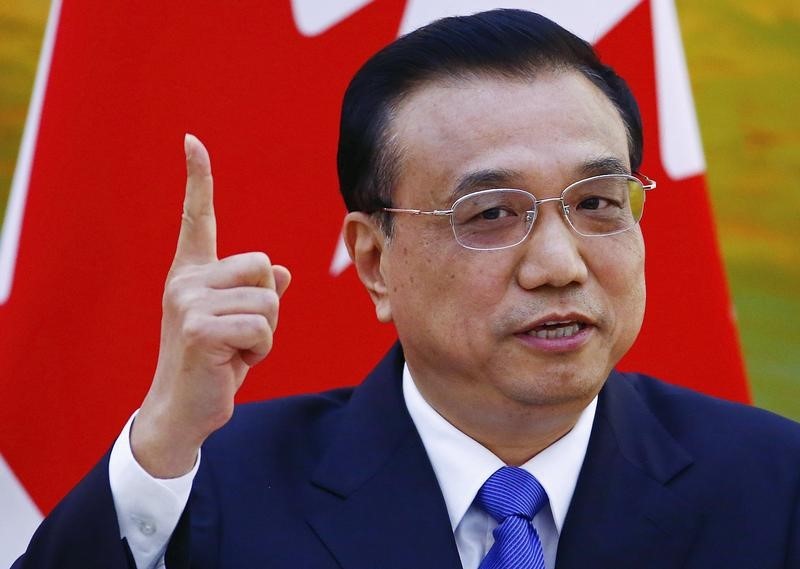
[376,71,646,419]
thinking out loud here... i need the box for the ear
[343,212,393,323]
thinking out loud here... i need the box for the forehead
[390,71,630,203]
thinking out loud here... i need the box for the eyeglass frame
[382,172,657,251]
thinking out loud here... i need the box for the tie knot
[476,466,548,523]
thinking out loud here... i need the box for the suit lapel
[305,344,462,569]
[556,372,704,569]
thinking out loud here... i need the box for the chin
[502,366,606,409]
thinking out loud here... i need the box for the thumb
[273,265,292,298]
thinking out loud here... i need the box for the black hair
[337,9,643,230]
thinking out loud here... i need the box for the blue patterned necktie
[476,466,549,569]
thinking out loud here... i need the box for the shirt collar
[402,363,596,534]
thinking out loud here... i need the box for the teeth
[532,323,581,339]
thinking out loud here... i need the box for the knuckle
[249,253,272,282]
[166,285,203,315]
[257,290,280,326]
[253,254,272,283]
[229,314,268,338]
[259,326,275,352]
[254,319,272,347]
[181,314,210,344]
[162,285,181,312]
[262,335,274,355]
[164,269,195,297]
[251,251,271,267]
[225,254,268,284]
[250,314,271,336]
[218,252,272,286]
[261,288,280,310]
[163,272,184,299]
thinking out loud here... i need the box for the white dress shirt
[109,366,596,569]
[403,365,596,569]
[108,412,197,569]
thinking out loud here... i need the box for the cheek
[464,264,515,314]
[383,237,449,321]
[589,233,646,333]
[388,238,513,331]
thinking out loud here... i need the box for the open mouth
[527,321,586,340]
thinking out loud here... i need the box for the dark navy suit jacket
[15,344,800,568]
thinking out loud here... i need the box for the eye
[479,207,516,220]
[452,189,532,227]
[577,196,618,211]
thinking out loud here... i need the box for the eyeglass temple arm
[636,173,657,191]
[383,207,454,216]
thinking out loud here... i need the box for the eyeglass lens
[451,175,645,250]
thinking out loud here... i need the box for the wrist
[130,401,202,478]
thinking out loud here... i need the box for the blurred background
[676,0,799,419]
[1,0,798,420]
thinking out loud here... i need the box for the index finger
[174,133,217,265]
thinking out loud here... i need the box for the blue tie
[476,466,548,569]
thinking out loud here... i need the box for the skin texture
[344,71,646,465]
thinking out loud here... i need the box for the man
[15,9,800,569]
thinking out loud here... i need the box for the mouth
[526,320,587,340]
[513,313,596,352]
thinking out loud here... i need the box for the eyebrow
[448,156,631,202]
[450,168,520,201]
[579,156,631,177]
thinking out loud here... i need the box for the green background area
[0,1,48,209]
[676,0,800,419]
[1,2,798,419]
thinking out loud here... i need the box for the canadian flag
[0,1,747,564]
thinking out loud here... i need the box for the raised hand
[130,134,291,477]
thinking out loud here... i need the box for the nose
[516,201,589,290]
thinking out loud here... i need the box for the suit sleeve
[11,448,201,569]
[11,453,137,569]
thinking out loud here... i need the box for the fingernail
[184,133,193,160]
